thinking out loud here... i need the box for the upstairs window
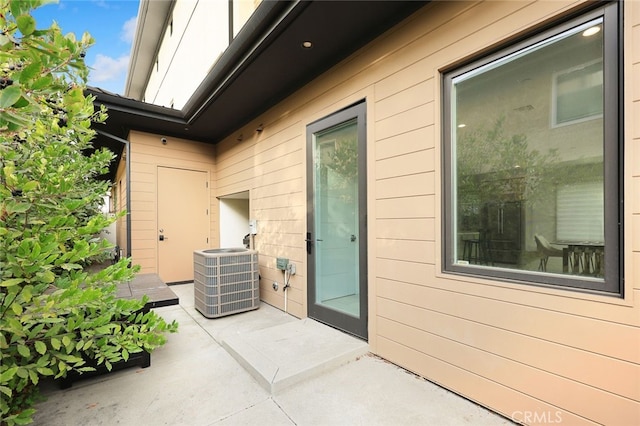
[442,3,621,294]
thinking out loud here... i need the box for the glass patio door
[306,102,367,339]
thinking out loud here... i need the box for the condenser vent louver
[193,248,259,318]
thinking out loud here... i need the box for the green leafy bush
[0,1,178,424]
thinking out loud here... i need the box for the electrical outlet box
[249,219,258,235]
[276,257,289,270]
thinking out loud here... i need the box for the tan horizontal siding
[131,229,156,241]
[375,127,435,161]
[130,211,155,222]
[376,239,434,265]
[374,61,433,102]
[253,167,300,188]
[129,218,155,231]
[131,255,155,274]
[378,294,639,402]
[253,150,302,176]
[131,150,213,168]
[254,206,303,222]
[253,135,301,164]
[130,200,154,212]
[252,192,303,209]
[257,230,304,250]
[633,214,640,252]
[375,148,436,180]
[632,177,639,220]
[375,103,434,141]
[376,80,433,121]
[635,254,640,293]
[252,178,302,200]
[376,195,435,219]
[216,177,254,196]
[213,155,255,179]
[129,190,154,202]
[130,238,155,250]
[214,136,257,164]
[130,170,154,183]
[376,172,435,199]
[377,336,594,425]
[377,311,637,425]
[129,180,154,193]
[377,218,435,241]
[376,276,638,363]
[214,116,305,316]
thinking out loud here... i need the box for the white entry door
[158,167,209,283]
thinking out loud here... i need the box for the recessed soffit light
[302,41,313,49]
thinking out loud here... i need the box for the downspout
[95,129,132,259]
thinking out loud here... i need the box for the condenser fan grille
[193,248,260,318]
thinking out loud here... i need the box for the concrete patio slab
[221,318,369,394]
[170,282,300,343]
[173,282,369,394]
[33,304,272,426]
[33,283,513,426]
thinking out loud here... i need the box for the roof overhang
[89,0,429,179]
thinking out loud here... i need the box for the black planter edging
[58,348,151,389]
[57,306,152,389]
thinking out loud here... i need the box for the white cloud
[121,16,137,44]
[89,54,129,84]
[92,0,110,9]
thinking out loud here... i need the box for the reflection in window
[443,5,620,293]
[553,61,603,125]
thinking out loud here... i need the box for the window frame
[441,2,622,295]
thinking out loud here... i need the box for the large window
[443,3,621,294]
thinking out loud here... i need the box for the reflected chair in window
[592,247,604,276]
[463,229,493,265]
[534,234,564,272]
[567,245,584,274]
[569,242,604,277]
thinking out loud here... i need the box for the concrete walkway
[33,283,513,426]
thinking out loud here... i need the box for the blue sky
[32,0,140,95]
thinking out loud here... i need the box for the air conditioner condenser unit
[193,248,259,318]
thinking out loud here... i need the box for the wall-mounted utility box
[276,257,289,270]
[249,219,258,235]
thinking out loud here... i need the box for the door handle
[305,232,312,254]
[305,233,324,254]
[351,234,357,242]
